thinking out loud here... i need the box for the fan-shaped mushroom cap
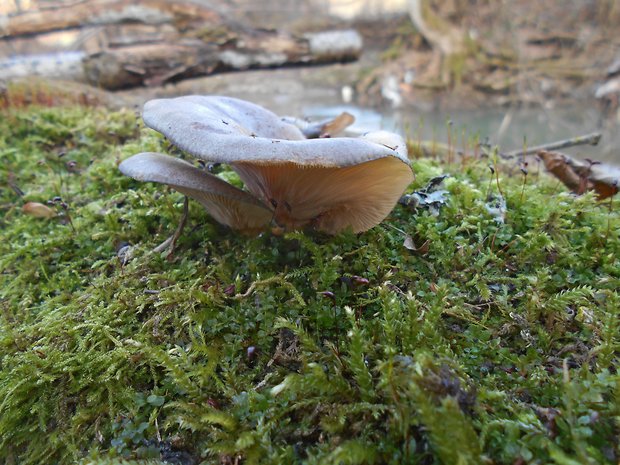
[142,96,410,167]
[138,95,413,234]
[119,152,271,234]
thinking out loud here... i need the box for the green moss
[1,105,619,465]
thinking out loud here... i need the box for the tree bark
[407,0,465,84]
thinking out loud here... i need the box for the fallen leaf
[22,202,56,219]
[320,112,355,137]
[403,235,430,254]
[538,150,619,199]
[538,151,585,193]
[282,112,355,138]
[564,156,620,200]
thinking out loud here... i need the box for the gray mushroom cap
[142,96,410,167]
[121,95,414,234]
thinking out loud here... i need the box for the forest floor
[0,97,618,464]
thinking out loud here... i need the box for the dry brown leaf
[564,156,620,200]
[538,150,619,199]
[403,235,430,254]
[320,112,355,137]
[22,202,56,218]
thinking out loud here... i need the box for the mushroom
[120,95,414,235]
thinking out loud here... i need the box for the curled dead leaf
[538,150,619,199]
[403,235,430,254]
[282,112,355,139]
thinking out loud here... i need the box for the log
[1,29,362,88]
[0,0,222,38]
[82,40,220,89]
[0,23,179,57]
[217,29,362,69]
[0,0,362,90]
[81,30,362,90]
[0,51,88,82]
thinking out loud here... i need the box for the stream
[304,101,619,165]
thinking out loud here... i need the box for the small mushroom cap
[119,152,271,233]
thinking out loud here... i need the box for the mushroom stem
[153,196,190,256]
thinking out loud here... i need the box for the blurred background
[1,0,619,162]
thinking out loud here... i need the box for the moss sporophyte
[0,102,618,464]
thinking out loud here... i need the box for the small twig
[382,223,408,236]
[500,132,601,159]
[520,137,528,203]
[153,196,189,255]
[8,173,24,197]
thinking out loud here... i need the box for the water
[304,102,620,165]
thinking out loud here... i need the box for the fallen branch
[501,132,601,159]
[82,29,361,89]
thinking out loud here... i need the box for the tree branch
[500,132,602,159]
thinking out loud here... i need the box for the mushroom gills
[231,156,414,234]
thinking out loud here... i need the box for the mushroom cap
[142,95,410,167]
[119,152,271,234]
